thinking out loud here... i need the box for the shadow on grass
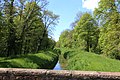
[0,50,58,69]
[0,61,22,68]
[24,55,48,69]
[23,51,58,69]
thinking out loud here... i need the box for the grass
[60,48,120,72]
[0,50,58,69]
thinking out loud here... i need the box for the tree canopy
[57,0,120,60]
[0,0,59,57]
[94,0,120,59]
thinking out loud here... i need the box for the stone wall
[0,68,120,80]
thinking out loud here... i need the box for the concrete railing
[0,68,120,80]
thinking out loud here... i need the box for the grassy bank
[0,50,58,69]
[60,48,120,72]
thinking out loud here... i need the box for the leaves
[95,0,120,59]
[57,13,99,52]
[73,13,99,52]
[0,0,59,57]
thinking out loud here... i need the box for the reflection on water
[53,61,62,70]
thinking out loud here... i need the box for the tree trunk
[7,0,16,56]
[37,29,47,51]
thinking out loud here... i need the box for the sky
[47,0,100,41]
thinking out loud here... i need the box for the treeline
[56,0,120,60]
[0,0,59,57]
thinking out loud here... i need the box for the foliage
[73,13,99,52]
[58,29,74,48]
[57,0,120,60]
[53,48,61,55]
[94,0,120,59]
[57,13,99,53]
[70,11,84,29]
[0,0,59,57]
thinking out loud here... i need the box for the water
[53,61,62,70]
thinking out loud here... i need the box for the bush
[53,48,61,55]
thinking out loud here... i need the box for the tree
[0,0,59,56]
[2,0,17,56]
[58,29,74,48]
[74,13,99,52]
[70,11,84,29]
[0,11,8,56]
[94,0,120,59]
[17,1,44,54]
[38,10,59,50]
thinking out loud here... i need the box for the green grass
[60,48,120,72]
[0,50,58,69]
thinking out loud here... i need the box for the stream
[53,61,62,70]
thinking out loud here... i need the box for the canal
[53,61,62,70]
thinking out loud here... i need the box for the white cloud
[82,0,100,11]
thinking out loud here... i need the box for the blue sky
[47,0,100,41]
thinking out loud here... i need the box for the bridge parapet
[0,68,120,80]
